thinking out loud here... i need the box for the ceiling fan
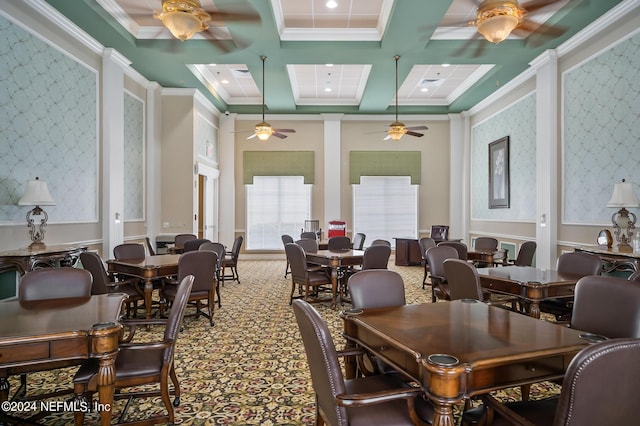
[374,55,428,141]
[154,0,260,42]
[247,56,296,141]
[462,0,570,45]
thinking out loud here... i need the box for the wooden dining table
[476,265,584,318]
[0,294,126,426]
[342,301,592,426]
[305,249,364,305]
[107,254,181,319]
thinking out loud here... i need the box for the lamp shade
[161,11,202,41]
[607,181,640,208]
[18,178,56,206]
[477,14,519,43]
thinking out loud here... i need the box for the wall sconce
[606,179,640,252]
[18,177,56,250]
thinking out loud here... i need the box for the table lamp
[606,179,639,252]
[18,177,56,250]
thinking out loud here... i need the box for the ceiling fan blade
[518,20,566,37]
[246,133,257,140]
[364,130,387,135]
[405,131,424,138]
[273,129,296,133]
[521,0,568,14]
[383,134,393,141]
[206,10,261,23]
[406,126,429,131]
[272,132,288,139]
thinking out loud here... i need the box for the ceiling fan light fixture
[476,1,522,44]
[255,121,273,141]
[388,122,407,141]
[158,0,210,41]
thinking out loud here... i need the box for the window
[246,176,312,250]
[353,176,418,247]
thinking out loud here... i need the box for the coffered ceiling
[41,0,624,115]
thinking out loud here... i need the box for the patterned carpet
[7,260,559,425]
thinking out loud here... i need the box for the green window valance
[349,151,421,184]
[243,151,315,184]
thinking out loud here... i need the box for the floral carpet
[7,260,559,425]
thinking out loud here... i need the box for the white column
[218,113,236,246]
[448,113,470,240]
[322,114,343,233]
[102,49,130,257]
[532,50,559,269]
[145,82,162,246]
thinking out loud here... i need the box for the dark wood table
[393,237,422,266]
[575,245,639,273]
[305,249,364,305]
[476,266,584,318]
[0,294,126,426]
[342,301,591,426]
[0,244,88,275]
[107,254,181,319]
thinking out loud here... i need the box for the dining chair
[419,237,436,289]
[437,241,468,260]
[292,299,434,426]
[327,235,351,250]
[425,245,459,302]
[295,238,318,254]
[443,258,518,309]
[348,270,406,310]
[628,270,640,281]
[361,244,391,270]
[352,232,366,250]
[281,234,294,277]
[73,275,194,426]
[80,251,144,317]
[10,267,93,401]
[300,231,318,240]
[113,243,146,260]
[370,239,391,247]
[174,233,197,249]
[502,241,536,267]
[198,242,224,307]
[462,338,640,426]
[145,237,156,256]
[222,235,243,284]
[182,238,211,252]
[472,237,498,267]
[160,251,218,326]
[285,243,333,305]
[539,251,602,321]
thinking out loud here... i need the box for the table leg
[431,402,456,426]
[529,301,541,319]
[96,354,115,426]
[144,280,153,319]
[330,266,338,306]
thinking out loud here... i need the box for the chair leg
[284,262,290,278]
[169,364,181,407]
[159,375,175,424]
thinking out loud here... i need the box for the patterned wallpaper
[0,15,98,223]
[563,31,640,224]
[123,92,144,220]
[196,112,218,164]
[471,93,537,221]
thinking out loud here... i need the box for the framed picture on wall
[488,136,510,209]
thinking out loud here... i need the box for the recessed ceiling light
[326,64,334,67]
[325,87,332,92]
[421,88,429,92]
[442,63,450,67]
[326,1,338,9]
[221,79,229,84]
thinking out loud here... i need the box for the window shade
[243,151,315,184]
[349,151,421,184]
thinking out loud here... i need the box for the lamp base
[616,241,633,253]
[28,241,47,251]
